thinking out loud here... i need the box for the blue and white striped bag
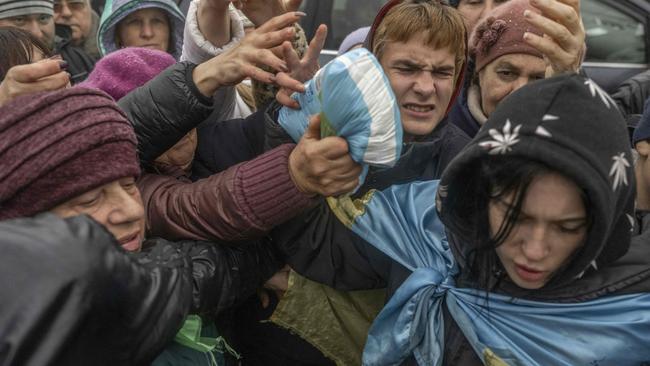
[278,48,402,176]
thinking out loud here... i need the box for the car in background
[299,0,650,92]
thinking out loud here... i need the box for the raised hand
[192,11,306,96]
[276,24,327,109]
[0,60,69,107]
[523,0,586,77]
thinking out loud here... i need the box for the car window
[329,0,387,50]
[300,0,388,51]
[582,0,646,63]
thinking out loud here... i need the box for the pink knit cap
[0,88,140,220]
[79,47,176,101]
[470,0,543,72]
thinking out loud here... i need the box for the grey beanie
[0,0,53,19]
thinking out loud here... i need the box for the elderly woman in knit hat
[447,0,586,138]
[0,87,289,364]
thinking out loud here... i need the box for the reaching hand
[288,115,362,197]
[276,24,327,109]
[0,60,69,107]
[523,0,586,77]
[192,11,305,96]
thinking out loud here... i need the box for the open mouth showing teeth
[404,104,434,113]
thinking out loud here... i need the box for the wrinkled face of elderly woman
[477,53,546,118]
[51,177,146,252]
[489,172,588,289]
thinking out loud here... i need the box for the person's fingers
[251,26,296,51]
[31,71,71,91]
[276,71,305,93]
[524,9,579,51]
[313,158,361,177]
[316,136,351,158]
[314,174,360,196]
[329,179,360,196]
[529,0,582,36]
[248,47,288,73]
[539,0,581,17]
[282,41,302,71]
[325,164,363,182]
[523,32,575,72]
[276,89,300,108]
[305,24,327,65]
[8,61,64,83]
[303,114,321,140]
[256,11,304,33]
[242,63,277,84]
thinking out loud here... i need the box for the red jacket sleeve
[139,143,316,241]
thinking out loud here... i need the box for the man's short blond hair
[372,0,467,82]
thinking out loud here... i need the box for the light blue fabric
[348,180,650,366]
[278,48,402,173]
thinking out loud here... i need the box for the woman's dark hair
[0,27,53,81]
[444,155,592,293]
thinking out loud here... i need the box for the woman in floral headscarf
[447,0,586,138]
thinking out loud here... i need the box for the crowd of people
[0,0,649,365]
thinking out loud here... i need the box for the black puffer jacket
[0,214,281,366]
[117,62,216,167]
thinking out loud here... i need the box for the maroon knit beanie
[0,87,140,220]
[78,47,176,101]
[470,0,543,72]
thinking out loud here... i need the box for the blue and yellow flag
[278,50,650,366]
[336,180,650,366]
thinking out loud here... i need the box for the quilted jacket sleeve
[117,62,217,167]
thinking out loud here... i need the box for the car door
[574,0,648,91]
[299,0,388,65]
